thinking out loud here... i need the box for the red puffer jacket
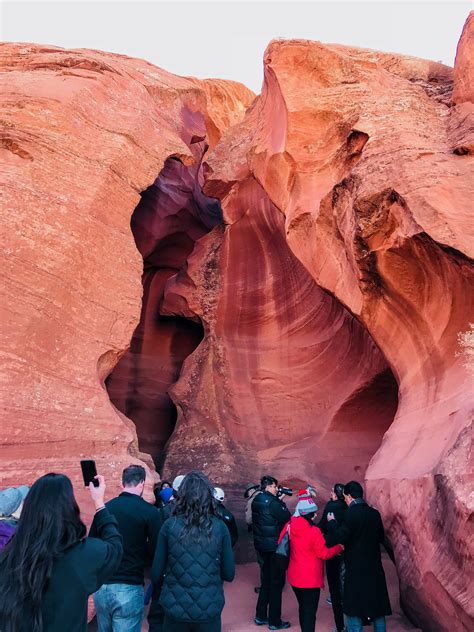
[279,516,343,588]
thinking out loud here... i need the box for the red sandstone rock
[197,32,472,632]
[1,19,473,632]
[453,11,474,104]
[0,42,253,515]
[451,12,474,156]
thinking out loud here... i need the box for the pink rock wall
[106,134,222,459]
[195,27,473,632]
[1,15,473,632]
[0,42,253,515]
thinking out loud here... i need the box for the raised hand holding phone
[89,474,106,511]
[80,459,99,487]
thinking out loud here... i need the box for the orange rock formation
[0,42,253,511]
[1,12,473,632]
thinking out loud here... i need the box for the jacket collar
[349,497,367,507]
[119,491,142,499]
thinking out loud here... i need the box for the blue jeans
[94,583,144,632]
[345,616,386,632]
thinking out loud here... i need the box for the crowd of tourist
[0,466,392,632]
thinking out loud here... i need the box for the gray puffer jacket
[151,515,235,622]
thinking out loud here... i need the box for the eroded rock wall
[106,132,222,460]
[193,25,472,632]
[0,42,253,512]
[2,18,473,631]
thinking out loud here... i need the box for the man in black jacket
[252,475,291,630]
[213,487,239,547]
[91,465,163,632]
[326,481,392,632]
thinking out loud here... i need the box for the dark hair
[344,481,364,499]
[260,475,277,491]
[334,483,345,501]
[122,465,146,487]
[0,473,86,632]
[302,512,316,525]
[172,471,216,540]
[160,480,171,490]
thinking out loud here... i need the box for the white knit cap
[294,490,318,517]
[172,474,185,491]
[213,487,225,502]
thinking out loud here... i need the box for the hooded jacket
[279,516,343,589]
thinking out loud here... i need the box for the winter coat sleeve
[312,526,343,560]
[317,502,330,533]
[324,509,354,547]
[83,508,123,593]
[220,523,236,582]
[228,513,239,548]
[146,506,164,563]
[269,497,291,525]
[151,520,169,584]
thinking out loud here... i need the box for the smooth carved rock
[453,11,474,104]
[0,42,253,516]
[192,26,472,632]
[1,17,473,632]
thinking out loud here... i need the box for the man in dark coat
[213,487,239,547]
[326,481,392,632]
[252,475,291,630]
[91,465,163,632]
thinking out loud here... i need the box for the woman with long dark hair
[151,471,235,631]
[0,472,122,632]
[318,483,348,632]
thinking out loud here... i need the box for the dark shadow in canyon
[105,143,222,466]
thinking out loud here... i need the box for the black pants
[147,582,164,632]
[163,614,221,632]
[326,556,345,631]
[255,552,285,625]
[255,551,286,626]
[291,586,320,632]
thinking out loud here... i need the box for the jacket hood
[290,515,313,537]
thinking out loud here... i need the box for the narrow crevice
[105,143,222,468]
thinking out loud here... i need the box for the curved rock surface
[0,42,253,513]
[188,24,472,632]
[1,17,473,632]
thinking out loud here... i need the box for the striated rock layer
[0,42,254,513]
[1,15,473,632]
[161,17,474,632]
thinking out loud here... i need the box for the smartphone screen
[80,460,99,487]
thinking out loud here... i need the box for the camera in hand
[278,486,293,497]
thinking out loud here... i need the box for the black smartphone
[80,459,99,487]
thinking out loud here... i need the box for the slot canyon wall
[0,42,254,510]
[1,12,473,632]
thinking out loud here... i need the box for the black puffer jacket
[252,491,291,553]
[151,515,235,622]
